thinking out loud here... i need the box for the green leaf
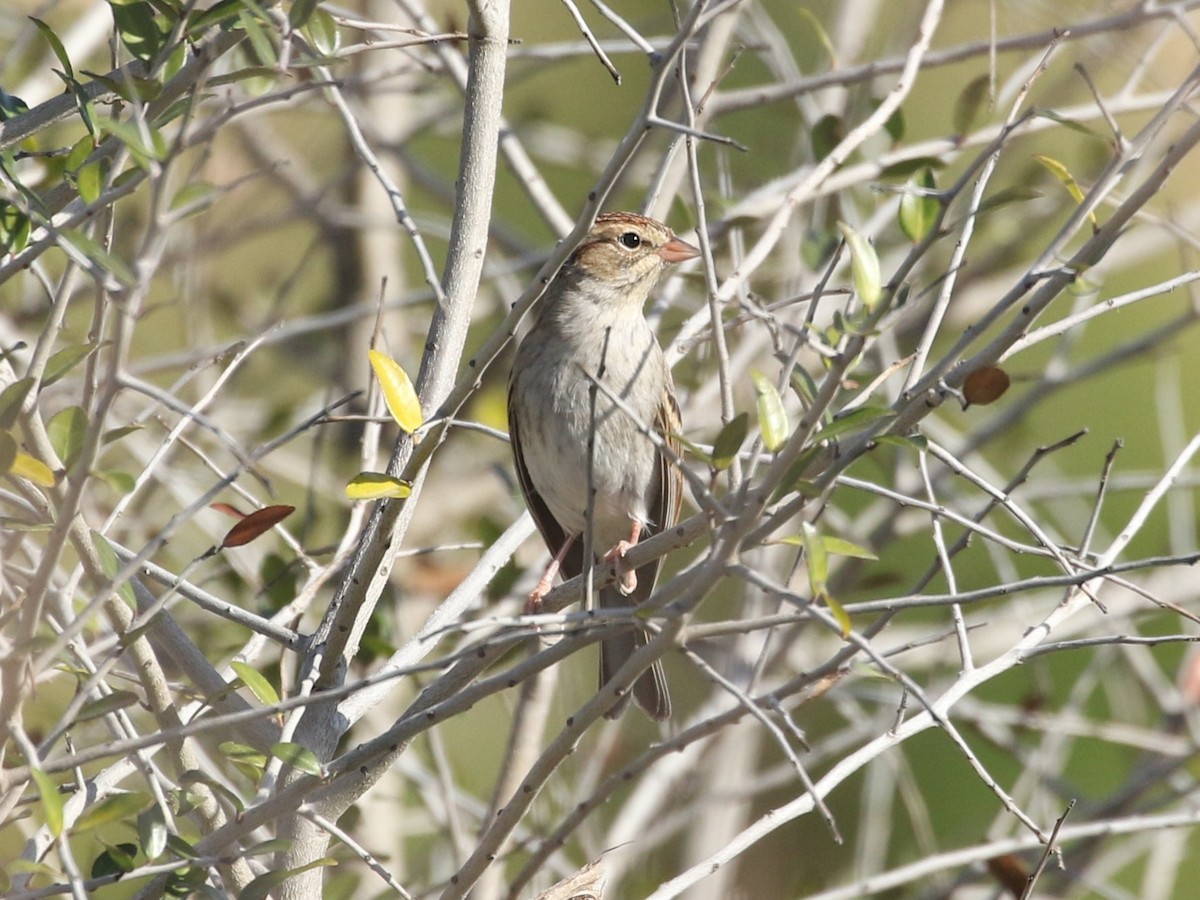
[289,0,321,29]
[801,227,838,271]
[0,517,50,534]
[54,70,97,137]
[6,859,62,881]
[260,552,299,612]
[186,0,241,36]
[245,838,293,857]
[138,804,168,859]
[811,406,896,444]
[59,228,136,287]
[711,412,749,471]
[31,768,63,837]
[47,405,87,468]
[0,344,27,370]
[218,741,268,779]
[878,155,948,179]
[164,833,200,860]
[875,433,929,452]
[781,533,877,561]
[821,536,878,560]
[675,434,712,466]
[169,181,218,215]
[789,367,819,406]
[749,370,789,452]
[769,445,822,506]
[952,74,990,136]
[811,114,844,162]
[0,86,30,121]
[96,469,136,494]
[800,523,852,637]
[238,8,279,67]
[30,18,74,78]
[0,202,31,253]
[162,38,187,78]
[883,105,905,142]
[106,0,165,62]
[794,7,836,64]
[271,742,322,777]
[206,66,278,88]
[972,185,1041,219]
[240,859,337,900]
[801,522,828,595]
[42,343,98,387]
[837,223,882,311]
[0,432,16,476]
[230,660,280,707]
[304,8,339,54]
[0,377,35,429]
[165,866,208,896]
[148,0,185,16]
[97,118,166,169]
[102,423,144,445]
[1036,109,1103,140]
[74,792,151,833]
[65,135,95,171]
[368,350,423,432]
[898,168,939,243]
[344,472,412,501]
[91,842,138,878]
[77,161,103,204]
[92,530,137,606]
[76,689,140,723]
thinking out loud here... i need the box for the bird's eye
[618,231,642,250]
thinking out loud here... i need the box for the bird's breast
[513,314,665,547]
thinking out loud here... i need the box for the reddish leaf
[963,366,1011,406]
[210,502,246,519]
[986,853,1028,895]
[220,505,294,549]
[1180,654,1200,707]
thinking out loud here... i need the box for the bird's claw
[604,540,638,595]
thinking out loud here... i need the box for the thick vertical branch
[298,0,511,747]
[278,4,510,897]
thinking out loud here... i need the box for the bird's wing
[508,372,586,580]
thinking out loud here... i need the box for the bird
[508,211,698,720]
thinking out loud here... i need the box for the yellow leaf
[824,592,853,638]
[345,472,413,501]
[1033,154,1097,229]
[368,349,423,433]
[11,452,55,486]
[31,769,63,837]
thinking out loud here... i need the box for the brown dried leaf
[220,504,294,549]
[963,366,1011,406]
[210,502,246,519]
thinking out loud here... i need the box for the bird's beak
[658,236,701,264]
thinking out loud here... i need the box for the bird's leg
[526,534,577,613]
[603,520,642,596]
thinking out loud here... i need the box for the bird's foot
[603,541,638,596]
